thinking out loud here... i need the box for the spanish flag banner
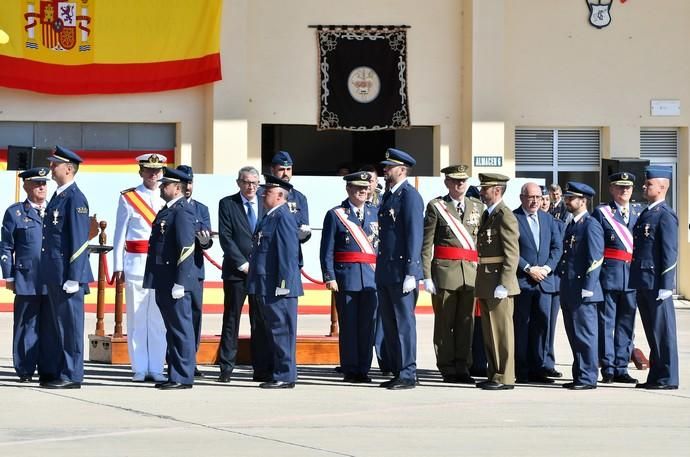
[0,0,222,94]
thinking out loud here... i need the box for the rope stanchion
[203,251,223,270]
[100,252,116,286]
[301,269,326,286]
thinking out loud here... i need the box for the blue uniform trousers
[514,288,552,379]
[13,295,54,378]
[257,295,298,383]
[190,279,204,351]
[636,290,679,386]
[46,285,85,383]
[561,301,598,385]
[374,308,391,372]
[598,290,636,376]
[156,290,195,384]
[334,290,377,376]
[377,283,418,382]
[544,294,561,370]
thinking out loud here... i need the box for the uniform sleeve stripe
[70,241,89,263]
[586,257,603,274]
[662,263,677,276]
[177,244,195,265]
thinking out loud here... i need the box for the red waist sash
[125,240,149,253]
[433,245,479,262]
[334,252,377,263]
[604,247,632,262]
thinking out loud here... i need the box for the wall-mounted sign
[474,156,503,167]
[651,100,680,116]
[587,0,613,29]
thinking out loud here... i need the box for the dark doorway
[261,124,433,176]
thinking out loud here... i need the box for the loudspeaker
[600,158,650,205]
[6,145,54,171]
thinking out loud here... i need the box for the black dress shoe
[41,379,81,389]
[601,373,614,384]
[442,374,459,383]
[480,381,514,390]
[159,382,193,390]
[18,376,32,383]
[217,372,232,383]
[475,380,491,388]
[636,382,678,390]
[515,377,530,384]
[194,368,205,378]
[456,373,476,385]
[155,381,173,388]
[613,373,638,384]
[529,374,555,384]
[252,374,273,382]
[343,374,359,383]
[544,368,563,378]
[356,374,372,383]
[563,382,596,390]
[260,380,295,389]
[334,366,343,373]
[379,377,399,388]
[386,378,416,390]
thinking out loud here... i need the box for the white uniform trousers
[125,276,167,375]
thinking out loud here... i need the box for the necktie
[621,207,629,224]
[529,213,540,249]
[246,201,256,232]
[457,201,464,219]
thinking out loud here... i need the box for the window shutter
[557,129,600,167]
[515,129,554,167]
[641,129,678,159]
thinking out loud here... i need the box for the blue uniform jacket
[592,202,641,291]
[375,181,424,285]
[630,202,678,291]
[552,217,565,290]
[557,212,604,304]
[247,203,304,297]
[40,184,93,285]
[188,198,212,280]
[143,198,197,291]
[320,200,378,292]
[0,201,47,295]
[514,207,562,293]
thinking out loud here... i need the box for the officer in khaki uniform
[421,164,483,384]
[474,173,520,390]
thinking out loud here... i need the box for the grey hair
[237,166,260,180]
[549,183,562,192]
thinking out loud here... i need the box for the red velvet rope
[301,269,325,285]
[100,252,116,286]
[203,251,223,270]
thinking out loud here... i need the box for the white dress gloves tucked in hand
[402,275,417,294]
[581,289,594,299]
[171,283,185,299]
[62,280,79,294]
[423,278,436,295]
[493,285,508,299]
[298,225,312,241]
[657,289,673,301]
[275,287,290,296]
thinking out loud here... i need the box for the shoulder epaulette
[120,187,136,195]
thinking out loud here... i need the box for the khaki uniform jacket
[421,195,483,290]
[475,200,520,298]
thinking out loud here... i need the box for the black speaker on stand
[600,158,650,205]
[6,145,54,171]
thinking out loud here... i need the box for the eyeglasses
[239,180,259,187]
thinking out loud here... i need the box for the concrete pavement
[0,304,688,456]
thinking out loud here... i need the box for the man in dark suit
[513,182,563,384]
[474,173,520,391]
[176,165,212,378]
[557,182,604,390]
[592,172,642,385]
[548,184,570,223]
[320,172,379,383]
[376,148,424,390]
[247,174,304,389]
[143,167,198,390]
[39,146,94,389]
[1,167,55,383]
[217,166,269,383]
[631,166,679,390]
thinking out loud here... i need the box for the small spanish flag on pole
[0,0,222,94]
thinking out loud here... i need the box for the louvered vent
[641,129,678,159]
[557,129,600,167]
[515,129,554,166]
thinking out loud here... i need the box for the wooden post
[329,291,339,336]
[94,220,108,337]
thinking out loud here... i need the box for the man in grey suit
[217,166,267,382]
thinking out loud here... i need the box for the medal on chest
[160,220,166,235]
[52,209,60,226]
[643,224,651,237]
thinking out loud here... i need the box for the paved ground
[0,303,688,457]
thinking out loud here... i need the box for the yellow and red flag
[0,0,222,94]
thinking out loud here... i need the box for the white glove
[275,287,290,296]
[493,285,508,299]
[171,283,185,299]
[581,289,594,299]
[298,224,312,241]
[238,262,249,273]
[402,275,417,294]
[62,280,79,294]
[657,289,673,301]
[423,278,436,295]
[196,230,211,246]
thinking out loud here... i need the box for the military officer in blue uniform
[248,174,304,389]
[39,146,94,389]
[176,165,213,378]
[143,167,198,390]
[376,148,424,390]
[631,166,679,390]
[1,167,55,383]
[320,172,379,383]
[557,182,604,390]
[592,172,641,385]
